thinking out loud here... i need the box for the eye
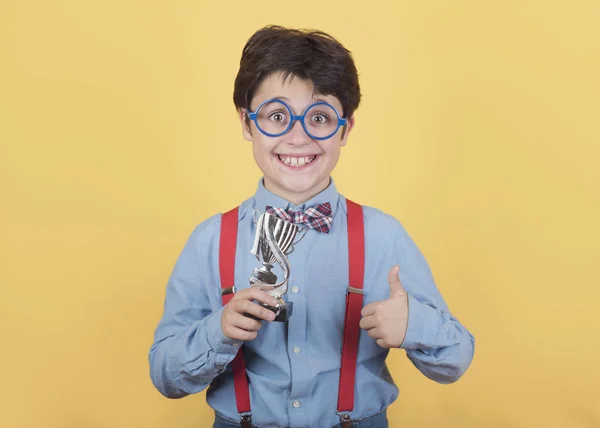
[310,112,329,124]
[269,111,287,123]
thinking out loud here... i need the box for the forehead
[252,72,342,113]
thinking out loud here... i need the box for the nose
[284,119,311,145]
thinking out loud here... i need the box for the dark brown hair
[233,25,361,119]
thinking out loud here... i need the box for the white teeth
[277,155,317,166]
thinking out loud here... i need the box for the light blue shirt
[149,178,475,427]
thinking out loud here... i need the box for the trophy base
[261,301,293,322]
[243,300,293,322]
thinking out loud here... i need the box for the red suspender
[337,199,365,424]
[219,200,364,426]
[219,207,252,426]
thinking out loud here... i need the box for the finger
[235,288,279,307]
[361,302,378,317]
[230,312,263,332]
[234,299,276,322]
[224,326,258,342]
[367,328,383,340]
[388,265,406,297]
[359,315,377,330]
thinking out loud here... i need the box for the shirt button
[292,400,301,408]
[292,346,301,354]
[291,286,300,294]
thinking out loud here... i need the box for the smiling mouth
[275,154,318,167]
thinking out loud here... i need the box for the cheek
[252,139,276,163]
[328,150,341,166]
[322,142,342,160]
[252,143,266,163]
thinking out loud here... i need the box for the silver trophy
[249,212,304,322]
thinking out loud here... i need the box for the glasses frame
[247,99,347,141]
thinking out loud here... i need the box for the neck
[264,177,331,205]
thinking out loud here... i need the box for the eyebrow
[249,96,338,115]
[271,96,329,103]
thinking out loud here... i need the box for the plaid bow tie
[265,202,333,233]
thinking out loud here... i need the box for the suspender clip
[221,286,236,296]
[347,286,364,295]
[337,411,353,428]
[239,412,252,428]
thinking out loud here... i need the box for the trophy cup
[248,212,304,322]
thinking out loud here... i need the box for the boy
[149,26,475,428]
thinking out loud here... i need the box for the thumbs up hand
[359,265,409,348]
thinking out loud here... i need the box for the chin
[285,184,316,195]
[262,164,331,199]
[283,178,327,195]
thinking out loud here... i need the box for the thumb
[388,265,406,297]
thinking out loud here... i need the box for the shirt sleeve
[393,220,475,384]
[148,221,242,398]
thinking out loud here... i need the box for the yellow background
[1,1,599,427]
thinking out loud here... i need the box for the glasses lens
[255,100,291,135]
[304,103,340,139]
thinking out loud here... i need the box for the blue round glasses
[247,99,347,141]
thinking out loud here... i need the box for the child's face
[240,72,354,204]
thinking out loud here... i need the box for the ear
[238,109,253,142]
[340,116,355,147]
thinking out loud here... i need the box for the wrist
[207,306,243,353]
[399,294,441,350]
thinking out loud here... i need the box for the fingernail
[267,312,275,321]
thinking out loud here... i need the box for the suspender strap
[219,207,252,425]
[337,199,365,424]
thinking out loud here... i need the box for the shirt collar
[252,177,340,214]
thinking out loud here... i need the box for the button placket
[285,232,311,427]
